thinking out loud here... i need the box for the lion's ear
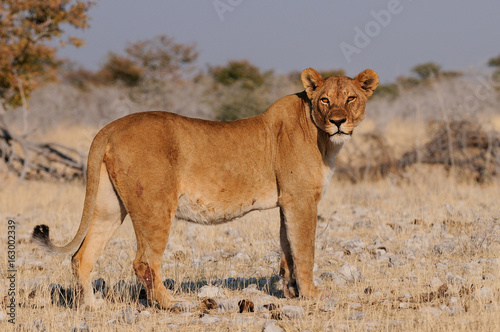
[301,68,324,100]
[354,69,379,98]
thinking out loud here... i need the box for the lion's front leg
[278,194,321,299]
[279,209,298,298]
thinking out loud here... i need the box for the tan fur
[32,68,379,308]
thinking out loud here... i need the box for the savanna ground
[1,72,500,331]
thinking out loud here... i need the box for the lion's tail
[32,128,110,255]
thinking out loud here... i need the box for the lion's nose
[329,118,346,128]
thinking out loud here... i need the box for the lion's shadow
[49,275,284,308]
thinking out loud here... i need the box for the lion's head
[301,68,379,144]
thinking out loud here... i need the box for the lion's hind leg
[71,163,126,309]
[131,207,177,309]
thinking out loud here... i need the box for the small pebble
[114,307,139,325]
[348,311,364,321]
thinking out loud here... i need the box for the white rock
[139,310,151,319]
[320,272,347,286]
[114,307,139,325]
[446,272,466,285]
[231,252,251,262]
[477,286,493,301]
[430,277,443,288]
[199,314,221,325]
[263,321,284,332]
[482,273,495,281]
[281,305,304,319]
[71,321,89,332]
[332,250,344,260]
[344,238,365,254]
[349,303,361,309]
[313,276,323,286]
[399,302,409,309]
[338,262,362,282]
[217,298,239,313]
[198,285,224,298]
[440,304,452,315]
[419,306,441,317]
[243,284,261,295]
[324,301,336,312]
[173,300,196,312]
[348,311,364,320]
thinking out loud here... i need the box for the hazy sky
[59,0,500,83]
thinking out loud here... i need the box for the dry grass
[1,154,499,331]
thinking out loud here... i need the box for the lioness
[33,68,378,309]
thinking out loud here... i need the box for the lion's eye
[347,96,356,102]
[320,98,329,104]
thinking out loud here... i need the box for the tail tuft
[32,224,51,248]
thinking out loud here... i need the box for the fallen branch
[0,116,85,181]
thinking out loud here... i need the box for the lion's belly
[175,189,278,224]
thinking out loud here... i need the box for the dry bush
[400,120,500,182]
[336,120,500,183]
[336,132,398,182]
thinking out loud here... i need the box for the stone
[320,272,347,286]
[263,251,281,264]
[71,321,89,332]
[449,299,464,316]
[262,321,284,332]
[199,314,221,325]
[26,320,47,332]
[324,300,336,312]
[344,238,365,254]
[430,277,443,288]
[446,272,466,285]
[243,284,261,295]
[139,310,151,319]
[419,306,441,317]
[482,273,495,281]
[353,220,372,229]
[440,304,452,315]
[114,307,139,324]
[349,303,361,309]
[399,302,409,309]
[432,241,455,255]
[281,305,304,319]
[313,276,323,286]
[338,262,362,282]
[387,254,404,267]
[348,311,364,321]
[198,285,224,298]
[172,300,196,312]
[231,252,251,262]
[477,286,493,301]
[332,250,345,260]
[217,298,239,313]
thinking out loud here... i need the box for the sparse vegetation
[208,60,274,121]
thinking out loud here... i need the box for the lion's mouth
[328,131,351,137]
